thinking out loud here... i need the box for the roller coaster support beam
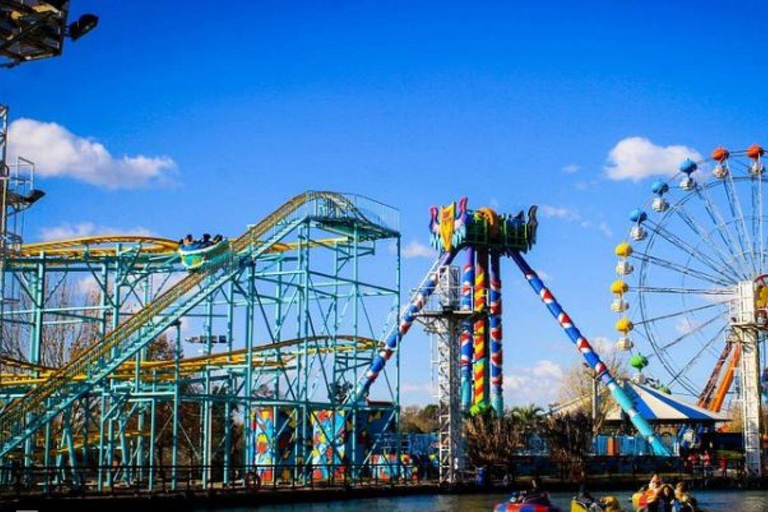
[510,251,671,456]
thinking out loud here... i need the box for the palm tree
[510,404,544,427]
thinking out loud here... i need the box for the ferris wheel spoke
[635,286,732,296]
[747,175,768,275]
[632,251,733,288]
[647,221,749,281]
[693,186,754,277]
[635,327,698,394]
[758,176,765,274]
[723,173,756,272]
[667,190,749,277]
[666,324,728,387]
[633,301,729,326]
[656,311,727,351]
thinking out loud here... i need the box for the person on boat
[574,483,602,511]
[181,234,194,247]
[201,233,212,248]
[644,484,678,512]
[524,477,550,504]
[674,482,697,511]
[508,477,550,505]
[648,473,663,493]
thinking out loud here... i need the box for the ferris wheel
[610,144,768,404]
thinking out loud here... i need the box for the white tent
[604,382,729,424]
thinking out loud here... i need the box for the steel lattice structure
[0,192,403,491]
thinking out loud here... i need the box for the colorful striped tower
[350,250,456,403]
[489,251,503,415]
[509,251,670,455]
[459,247,475,412]
[472,248,489,409]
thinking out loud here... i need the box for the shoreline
[3,477,767,512]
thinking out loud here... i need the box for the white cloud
[562,163,580,174]
[541,205,613,239]
[540,205,579,221]
[605,136,702,182]
[597,221,613,238]
[401,240,436,259]
[8,118,176,189]
[531,359,564,380]
[40,222,154,241]
[401,381,433,394]
[504,359,565,407]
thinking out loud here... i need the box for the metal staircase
[0,191,360,457]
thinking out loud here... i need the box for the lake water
[229,490,768,511]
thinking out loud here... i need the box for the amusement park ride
[612,147,768,476]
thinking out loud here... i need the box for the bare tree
[555,342,626,433]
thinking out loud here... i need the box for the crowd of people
[179,233,223,251]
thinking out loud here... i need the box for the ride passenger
[508,477,549,505]
[674,481,697,511]
[648,473,662,493]
[574,483,602,511]
[525,477,550,505]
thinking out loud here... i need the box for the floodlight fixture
[67,13,98,41]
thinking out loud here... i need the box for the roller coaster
[0,191,405,490]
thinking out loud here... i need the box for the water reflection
[231,490,768,512]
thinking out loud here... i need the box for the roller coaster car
[178,238,230,270]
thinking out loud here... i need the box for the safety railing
[0,456,749,497]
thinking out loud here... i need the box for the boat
[178,237,230,270]
[631,486,701,512]
[494,494,564,512]
[571,496,623,511]
[631,488,652,510]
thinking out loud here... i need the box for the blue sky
[4,1,768,407]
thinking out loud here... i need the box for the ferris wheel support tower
[732,281,762,476]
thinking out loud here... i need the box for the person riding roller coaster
[179,233,223,250]
[178,233,228,270]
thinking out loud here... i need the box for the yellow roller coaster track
[19,235,180,258]
[0,335,376,387]
[0,192,371,448]
[15,235,349,262]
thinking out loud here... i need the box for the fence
[0,455,751,498]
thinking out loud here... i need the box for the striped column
[509,251,670,456]
[349,250,456,403]
[489,251,503,415]
[460,247,475,412]
[472,248,489,409]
